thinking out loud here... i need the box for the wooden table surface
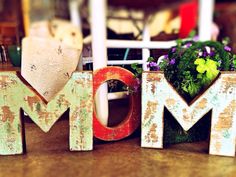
[0,118,235,177]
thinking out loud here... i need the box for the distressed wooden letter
[0,71,93,155]
[142,71,236,157]
[93,67,140,141]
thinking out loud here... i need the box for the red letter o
[93,67,140,141]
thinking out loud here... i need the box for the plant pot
[142,71,236,156]
[7,45,21,67]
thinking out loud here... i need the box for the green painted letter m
[0,71,93,155]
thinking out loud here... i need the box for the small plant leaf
[131,63,138,70]
[194,58,219,80]
[147,57,155,62]
[194,58,206,73]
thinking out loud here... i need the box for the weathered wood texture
[0,71,93,155]
[142,71,236,157]
[93,67,141,141]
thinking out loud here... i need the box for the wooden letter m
[142,72,236,157]
[0,71,93,155]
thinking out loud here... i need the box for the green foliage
[181,71,201,98]
[147,57,155,62]
[233,55,236,68]
[146,39,235,102]
[130,39,235,101]
[188,30,196,38]
[222,37,230,46]
[131,63,143,78]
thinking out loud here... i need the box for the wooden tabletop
[0,117,235,177]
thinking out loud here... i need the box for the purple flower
[193,35,199,41]
[169,58,176,65]
[171,47,176,53]
[224,46,231,52]
[202,51,208,57]
[218,60,222,65]
[148,62,158,68]
[186,42,192,48]
[152,65,160,71]
[209,51,215,57]
[147,62,160,71]
[164,55,168,59]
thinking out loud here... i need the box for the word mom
[0,67,235,157]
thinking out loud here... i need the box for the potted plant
[147,37,236,101]
[133,37,236,144]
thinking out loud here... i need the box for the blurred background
[0,0,236,67]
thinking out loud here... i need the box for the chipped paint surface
[142,71,236,157]
[93,67,141,141]
[0,71,93,155]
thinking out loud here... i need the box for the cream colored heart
[21,36,81,101]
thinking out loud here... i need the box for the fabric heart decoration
[21,19,82,101]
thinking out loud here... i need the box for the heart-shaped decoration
[21,37,81,101]
[21,19,82,101]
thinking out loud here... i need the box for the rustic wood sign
[1,67,235,157]
[0,71,93,155]
[93,67,141,141]
[142,71,236,157]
